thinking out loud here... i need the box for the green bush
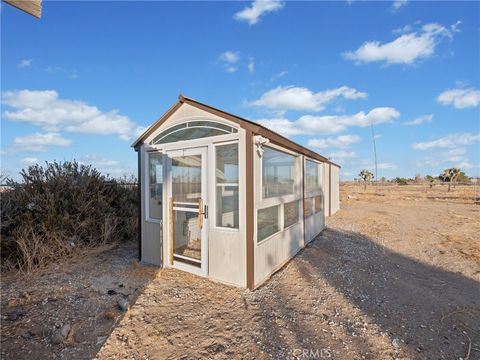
[0,161,138,272]
[394,177,409,186]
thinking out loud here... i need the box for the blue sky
[1,0,479,180]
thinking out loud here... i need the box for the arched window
[150,120,237,145]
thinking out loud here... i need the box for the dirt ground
[1,184,479,360]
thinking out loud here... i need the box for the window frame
[213,141,240,231]
[303,158,324,218]
[145,151,164,224]
[255,143,302,245]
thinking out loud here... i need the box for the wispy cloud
[343,21,460,66]
[17,59,33,68]
[270,70,288,81]
[2,89,144,141]
[258,107,399,137]
[45,66,79,79]
[234,0,284,25]
[437,87,480,109]
[79,154,135,178]
[248,57,255,73]
[13,132,72,152]
[390,0,408,12]
[20,157,39,166]
[308,134,362,150]
[218,51,241,73]
[404,114,433,126]
[412,133,480,150]
[249,85,367,112]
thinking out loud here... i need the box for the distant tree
[394,177,408,185]
[358,169,374,190]
[414,174,423,184]
[380,176,386,183]
[440,168,461,192]
[425,175,435,188]
[457,171,470,183]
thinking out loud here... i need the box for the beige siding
[208,229,246,286]
[254,223,304,286]
[305,211,325,244]
[330,165,340,215]
[323,163,331,216]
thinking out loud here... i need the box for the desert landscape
[1,183,479,360]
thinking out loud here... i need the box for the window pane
[262,147,296,198]
[151,121,237,145]
[149,153,163,220]
[305,160,319,192]
[304,197,314,217]
[216,186,239,228]
[284,201,299,229]
[171,155,202,203]
[257,205,279,242]
[216,143,239,229]
[314,195,322,213]
[216,143,239,183]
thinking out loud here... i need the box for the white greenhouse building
[132,95,340,289]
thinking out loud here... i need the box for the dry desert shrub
[0,161,138,273]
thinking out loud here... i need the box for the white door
[166,147,208,276]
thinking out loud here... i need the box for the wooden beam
[4,0,42,18]
[245,129,255,289]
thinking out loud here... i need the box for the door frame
[165,146,209,277]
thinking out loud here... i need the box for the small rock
[6,309,26,321]
[392,338,400,348]
[21,330,35,340]
[51,324,71,344]
[107,289,117,296]
[117,298,129,312]
[96,336,107,345]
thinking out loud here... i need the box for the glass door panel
[169,152,206,269]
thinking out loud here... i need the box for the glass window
[151,121,237,145]
[257,205,279,242]
[148,153,163,220]
[305,160,320,193]
[262,147,296,198]
[314,195,322,213]
[284,201,299,229]
[216,143,239,228]
[304,197,314,217]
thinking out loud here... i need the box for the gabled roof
[132,94,340,168]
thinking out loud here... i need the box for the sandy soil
[1,184,479,359]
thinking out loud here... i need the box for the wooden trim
[245,129,255,289]
[4,0,42,18]
[169,197,174,266]
[329,164,332,217]
[137,149,142,261]
[131,100,183,148]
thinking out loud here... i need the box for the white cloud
[234,0,284,25]
[218,51,240,73]
[250,85,367,112]
[412,133,480,150]
[13,132,72,152]
[308,135,362,150]
[17,59,33,68]
[415,148,476,170]
[20,157,39,166]
[258,107,399,137]
[344,21,460,65]
[2,89,144,141]
[404,114,433,126]
[328,151,357,160]
[80,154,135,178]
[437,87,480,109]
[377,162,398,170]
[248,57,255,73]
[391,0,408,12]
